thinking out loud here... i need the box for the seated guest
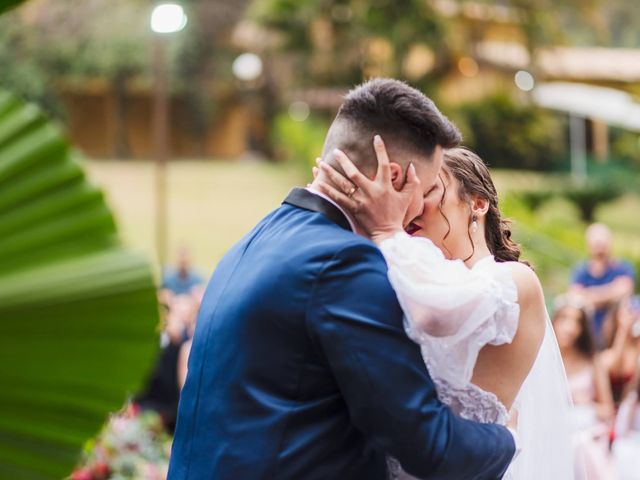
[553,294,615,480]
[570,223,635,348]
[162,247,204,295]
[613,370,640,480]
[178,338,192,390]
[177,287,204,390]
[136,295,198,433]
[601,297,640,406]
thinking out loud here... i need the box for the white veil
[507,315,575,479]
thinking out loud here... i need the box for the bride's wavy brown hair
[442,147,528,265]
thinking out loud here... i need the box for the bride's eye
[424,183,440,198]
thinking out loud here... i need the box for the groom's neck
[306,184,364,236]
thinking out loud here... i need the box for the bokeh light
[515,70,535,91]
[288,101,310,122]
[458,56,479,77]
[232,53,263,82]
[150,4,187,34]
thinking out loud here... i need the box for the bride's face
[410,169,474,260]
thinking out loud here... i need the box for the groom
[168,78,516,479]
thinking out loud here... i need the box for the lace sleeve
[378,231,520,387]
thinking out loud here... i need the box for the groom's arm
[306,242,515,479]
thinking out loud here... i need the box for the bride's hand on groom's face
[313,135,422,243]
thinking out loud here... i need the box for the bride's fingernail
[374,135,383,146]
[315,158,321,165]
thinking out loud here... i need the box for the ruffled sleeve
[378,231,520,388]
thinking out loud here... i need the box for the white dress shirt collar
[305,187,357,233]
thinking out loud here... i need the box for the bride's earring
[470,214,478,234]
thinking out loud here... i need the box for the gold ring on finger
[347,186,357,198]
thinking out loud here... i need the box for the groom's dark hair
[322,78,461,174]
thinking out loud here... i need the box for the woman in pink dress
[614,370,640,480]
[553,295,615,479]
[600,298,640,406]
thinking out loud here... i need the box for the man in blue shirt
[162,247,203,295]
[570,223,636,345]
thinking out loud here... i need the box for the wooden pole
[153,35,169,271]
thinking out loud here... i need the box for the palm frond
[0,0,25,15]
[0,90,159,479]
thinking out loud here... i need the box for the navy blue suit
[168,188,515,479]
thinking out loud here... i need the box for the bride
[313,139,574,479]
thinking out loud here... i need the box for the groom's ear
[389,162,403,191]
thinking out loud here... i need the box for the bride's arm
[378,230,504,337]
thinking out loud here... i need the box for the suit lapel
[283,188,352,232]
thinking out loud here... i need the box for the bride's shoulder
[502,261,547,353]
[503,261,544,310]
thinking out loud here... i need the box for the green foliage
[0,0,23,15]
[0,0,252,156]
[254,0,449,87]
[498,171,640,297]
[48,1,151,78]
[500,192,585,295]
[455,92,565,171]
[172,0,252,155]
[552,0,640,48]
[0,0,152,115]
[472,0,638,50]
[610,128,640,169]
[0,25,59,116]
[0,90,158,478]
[515,189,556,212]
[511,167,632,221]
[562,181,624,223]
[272,113,329,171]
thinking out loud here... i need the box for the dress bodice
[379,233,519,425]
[379,233,520,480]
[568,365,596,405]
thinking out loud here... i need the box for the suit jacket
[168,188,515,480]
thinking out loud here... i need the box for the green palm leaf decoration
[0,0,24,15]
[0,89,159,479]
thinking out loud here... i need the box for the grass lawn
[84,159,307,280]
[85,159,639,297]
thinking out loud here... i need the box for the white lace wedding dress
[379,232,573,480]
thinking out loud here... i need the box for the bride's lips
[405,222,422,235]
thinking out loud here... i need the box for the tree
[0,0,255,158]
[563,182,623,223]
[455,92,565,170]
[175,0,252,156]
[0,0,153,157]
[254,0,451,90]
